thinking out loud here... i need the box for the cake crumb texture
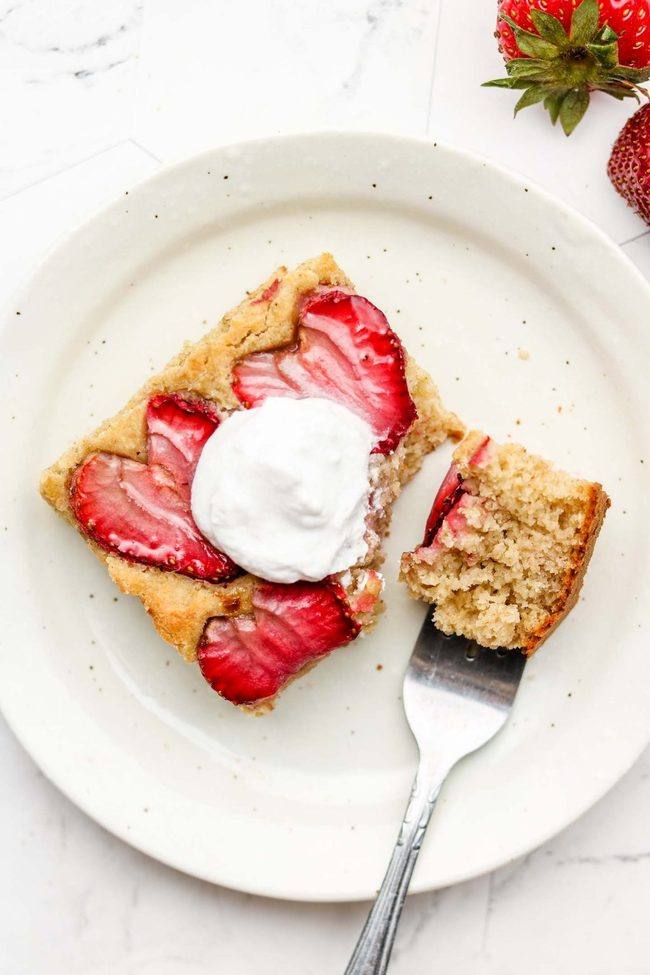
[400,430,609,654]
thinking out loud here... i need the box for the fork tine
[408,609,526,711]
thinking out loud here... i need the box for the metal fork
[344,607,527,975]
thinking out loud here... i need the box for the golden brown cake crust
[40,253,463,663]
[523,481,609,655]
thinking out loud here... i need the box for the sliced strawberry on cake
[198,580,361,707]
[232,289,417,453]
[70,393,238,583]
[146,392,222,500]
[40,253,462,711]
[400,431,609,654]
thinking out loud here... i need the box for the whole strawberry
[608,102,650,224]
[484,0,650,134]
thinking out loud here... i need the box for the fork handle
[344,762,447,975]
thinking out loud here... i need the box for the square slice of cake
[400,431,609,654]
[40,253,463,711]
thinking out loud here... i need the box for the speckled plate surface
[1,133,650,902]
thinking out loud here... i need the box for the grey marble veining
[0,0,142,198]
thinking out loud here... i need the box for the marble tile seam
[424,0,444,134]
[0,138,134,206]
[620,228,650,248]
[128,136,163,164]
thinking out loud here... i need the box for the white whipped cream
[191,396,375,583]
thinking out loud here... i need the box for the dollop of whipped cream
[191,397,375,583]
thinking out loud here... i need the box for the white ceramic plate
[2,133,650,902]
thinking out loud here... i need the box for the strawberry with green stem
[484,0,650,135]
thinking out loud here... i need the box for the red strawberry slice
[467,435,492,469]
[422,437,491,547]
[232,289,417,454]
[198,580,361,705]
[70,394,238,582]
[71,453,236,579]
[146,393,221,501]
[423,464,464,547]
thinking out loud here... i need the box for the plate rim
[2,130,650,902]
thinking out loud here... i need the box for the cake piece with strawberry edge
[400,431,609,654]
[41,253,463,711]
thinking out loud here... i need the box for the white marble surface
[2,1,650,972]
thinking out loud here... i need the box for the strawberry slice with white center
[146,393,221,501]
[198,580,360,705]
[422,436,492,548]
[422,463,464,547]
[70,394,238,582]
[232,289,417,454]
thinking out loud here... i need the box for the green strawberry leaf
[506,58,548,76]
[595,25,619,45]
[506,69,560,86]
[596,83,637,100]
[588,41,620,69]
[610,66,650,82]
[514,84,563,115]
[514,32,561,59]
[570,0,599,45]
[499,13,560,59]
[530,10,569,48]
[544,92,564,125]
[559,87,590,135]
[482,77,532,89]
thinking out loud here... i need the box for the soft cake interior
[400,431,609,653]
